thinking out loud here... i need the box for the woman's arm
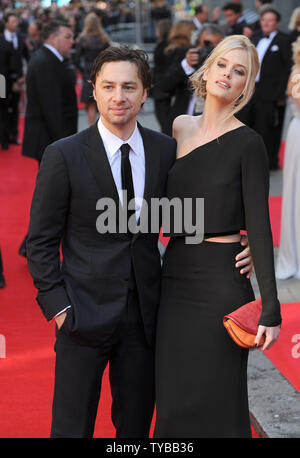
[288,69,300,108]
[241,133,281,349]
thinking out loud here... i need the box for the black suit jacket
[22,46,78,162]
[26,123,177,346]
[3,31,28,79]
[0,36,15,79]
[252,30,292,102]
[157,47,191,136]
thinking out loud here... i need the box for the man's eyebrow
[100,80,138,85]
[218,57,247,69]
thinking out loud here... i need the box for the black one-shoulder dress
[154,126,281,438]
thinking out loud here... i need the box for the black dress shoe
[0,273,6,288]
[10,138,21,145]
[18,245,27,257]
[1,143,9,150]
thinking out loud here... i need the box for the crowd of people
[0,0,300,439]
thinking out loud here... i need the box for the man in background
[238,6,292,170]
[19,20,78,257]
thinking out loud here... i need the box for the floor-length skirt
[276,117,300,279]
[154,238,255,438]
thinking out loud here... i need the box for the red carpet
[0,123,263,438]
[264,302,300,393]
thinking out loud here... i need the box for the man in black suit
[222,2,248,35]
[238,6,292,169]
[0,28,17,150]
[3,10,28,144]
[157,24,224,135]
[22,20,78,163]
[19,20,78,258]
[26,46,254,438]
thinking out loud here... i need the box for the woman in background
[288,7,300,44]
[154,35,281,438]
[276,37,300,280]
[159,19,195,135]
[75,13,110,125]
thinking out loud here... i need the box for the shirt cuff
[53,305,71,319]
[181,58,196,75]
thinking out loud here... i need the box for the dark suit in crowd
[19,45,78,258]
[3,30,28,143]
[26,122,176,437]
[155,46,189,136]
[238,30,292,169]
[0,35,17,148]
[22,45,78,162]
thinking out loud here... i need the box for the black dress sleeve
[241,133,282,327]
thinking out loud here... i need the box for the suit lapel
[83,122,121,208]
[134,123,161,240]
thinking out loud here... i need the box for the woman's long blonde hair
[81,13,110,43]
[289,7,300,31]
[292,36,300,70]
[164,20,195,55]
[189,34,260,119]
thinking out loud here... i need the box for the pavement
[78,98,300,438]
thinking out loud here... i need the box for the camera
[196,40,214,68]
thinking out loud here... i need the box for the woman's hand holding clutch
[254,325,281,351]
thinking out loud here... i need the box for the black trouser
[7,89,20,141]
[0,98,8,147]
[238,87,284,170]
[50,287,155,438]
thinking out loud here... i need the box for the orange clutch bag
[223,298,265,349]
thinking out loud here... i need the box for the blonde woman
[288,7,300,44]
[75,13,110,124]
[276,37,300,280]
[154,35,281,438]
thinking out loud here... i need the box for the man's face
[93,61,148,132]
[197,31,223,49]
[52,26,74,57]
[5,15,18,33]
[224,9,240,27]
[196,6,209,23]
[260,12,279,35]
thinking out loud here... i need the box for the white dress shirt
[97,116,145,222]
[4,29,18,49]
[255,31,278,82]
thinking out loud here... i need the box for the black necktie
[263,34,270,39]
[120,143,135,231]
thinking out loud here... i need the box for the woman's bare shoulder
[172,115,198,138]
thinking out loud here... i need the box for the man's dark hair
[260,5,281,22]
[198,23,224,39]
[259,0,273,4]
[90,45,152,90]
[3,10,18,23]
[41,20,71,42]
[195,6,204,15]
[222,2,243,14]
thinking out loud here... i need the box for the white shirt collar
[97,117,140,159]
[44,44,64,62]
[261,30,278,41]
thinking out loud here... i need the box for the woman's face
[204,48,248,105]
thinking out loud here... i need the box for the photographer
[158,24,224,136]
